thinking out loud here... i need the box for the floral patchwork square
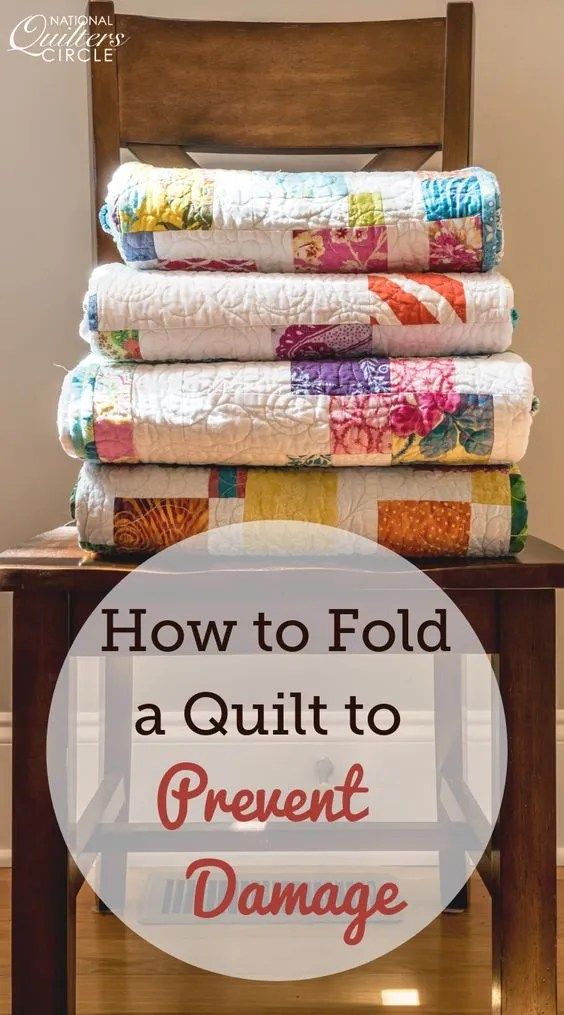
[428,216,483,271]
[390,392,494,464]
[329,394,392,457]
[98,331,141,360]
[293,226,388,272]
[389,357,456,392]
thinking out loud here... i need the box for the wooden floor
[0,870,563,1014]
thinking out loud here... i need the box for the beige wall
[0,0,563,851]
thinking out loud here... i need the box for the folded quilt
[84,263,515,362]
[72,462,527,558]
[100,163,502,274]
[59,353,535,469]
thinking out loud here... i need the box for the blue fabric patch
[87,293,98,332]
[255,171,348,199]
[422,175,482,222]
[121,231,157,262]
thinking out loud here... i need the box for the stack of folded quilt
[59,163,534,557]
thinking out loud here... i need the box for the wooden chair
[2,3,563,1013]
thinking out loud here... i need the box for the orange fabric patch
[113,497,209,551]
[378,500,471,556]
[368,274,438,325]
[405,272,467,322]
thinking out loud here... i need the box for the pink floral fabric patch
[389,358,457,393]
[428,216,483,271]
[293,227,388,273]
[329,395,392,457]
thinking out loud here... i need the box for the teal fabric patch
[422,175,482,221]
[216,467,238,498]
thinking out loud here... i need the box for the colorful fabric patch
[293,227,387,272]
[391,393,494,464]
[348,192,384,227]
[124,170,214,233]
[286,454,332,467]
[113,497,209,551]
[91,363,135,461]
[509,469,528,552]
[368,275,438,325]
[378,500,471,556]
[244,469,338,524]
[256,171,348,199]
[94,419,135,462]
[97,331,141,361]
[208,466,247,498]
[422,175,482,222]
[120,231,157,263]
[471,468,511,506]
[65,360,98,461]
[428,217,482,271]
[274,324,373,360]
[329,395,392,457]
[402,273,467,322]
[291,359,391,395]
[389,357,456,392]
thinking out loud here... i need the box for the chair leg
[12,589,76,1015]
[492,589,557,1014]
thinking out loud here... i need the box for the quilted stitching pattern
[72,462,526,558]
[82,264,515,361]
[58,353,534,469]
[101,164,502,273]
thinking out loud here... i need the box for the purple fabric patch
[290,358,391,395]
[274,323,373,359]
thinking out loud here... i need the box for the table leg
[493,589,557,1014]
[98,655,133,913]
[434,655,469,913]
[11,589,75,1015]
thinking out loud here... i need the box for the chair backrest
[89,1,474,262]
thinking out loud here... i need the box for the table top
[0,523,563,593]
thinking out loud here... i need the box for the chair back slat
[89,2,473,263]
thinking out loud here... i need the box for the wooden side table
[2,524,563,1015]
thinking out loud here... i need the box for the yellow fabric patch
[471,469,511,506]
[348,192,385,227]
[244,470,338,525]
[124,170,214,233]
[391,433,485,466]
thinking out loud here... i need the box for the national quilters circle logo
[7,13,128,62]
